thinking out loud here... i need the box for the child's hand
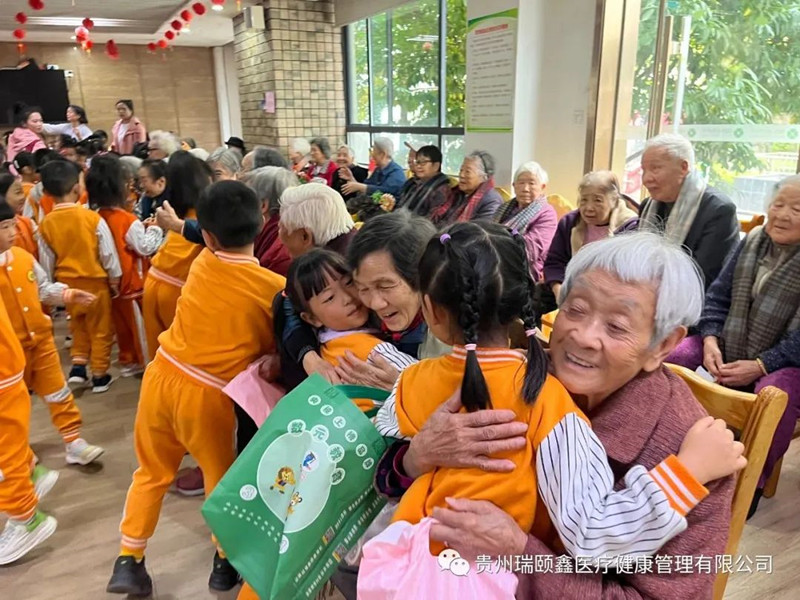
[70,289,97,307]
[258,354,281,382]
[677,416,746,485]
[301,352,341,384]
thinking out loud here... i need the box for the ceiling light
[212,4,224,11]
[70,35,76,40]
[26,17,137,28]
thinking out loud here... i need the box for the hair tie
[464,343,477,352]
[525,328,540,338]
[439,233,451,244]
[511,228,519,237]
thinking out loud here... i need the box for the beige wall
[0,43,222,151]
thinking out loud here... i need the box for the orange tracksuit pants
[63,277,114,375]
[142,278,182,362]
[111,296,147,367]
[119,355,236,555]
[237,583,260,599]
[24,335,82,444]
[0,380,38,521]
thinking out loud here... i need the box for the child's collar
[318,327,380,344]
[213,250,259,265]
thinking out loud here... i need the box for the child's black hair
[39,159,80,198]
[0,173,15,197]
[285,248,351,316]
[418,221,547,412]
[166,151,213,218]
[59,135,78,149]
[86,154,126,209]
[12,151,35,174]
[196,180,262,249]
[34,149,61,170]
[0,199,15,222]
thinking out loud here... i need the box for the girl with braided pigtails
[358,221,739,599]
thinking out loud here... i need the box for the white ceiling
[0,0,237,47]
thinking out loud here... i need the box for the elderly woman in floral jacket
[669,173,800,517]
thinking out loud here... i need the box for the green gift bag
[202,374,389,600]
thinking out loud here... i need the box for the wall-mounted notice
[466,8,518,132]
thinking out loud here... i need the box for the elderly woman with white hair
[288,137,312,174]
[669,174,800,517]
[428,150,503,226]
[494,161,558,281]
[146,130,180,161]
[639,133,739,288]
[207,147,242,181]
[366,232,738,600]
[341,136,406,199]
[332,144,368,200]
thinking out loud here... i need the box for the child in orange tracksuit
[37,160,122,393]
[106,181,286,597]
[1,173,38,259]
[0,201,105,465]
[0,295,58,565]
[88,155,164,377]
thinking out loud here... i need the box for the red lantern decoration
[211,0,225,5]
[83,40,93,52]
[15,12,28,25]
[165,31,175,41]
[75,26,89,42]
[181,10,193,22]
[147,42,157,52]
[171,20,183,31]
[157,39,168,49]
[28,0,45,11]
[106,40,120,60]
[82,18,95,30]
[192,3,206,16]
[13,29,26,40]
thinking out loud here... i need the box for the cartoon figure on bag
[287,491,303,516]
[270,466,296,494]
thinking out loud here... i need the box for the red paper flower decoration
[157,39,168,49]
[82,18,94,30]
[106,40,120,59]
[75,26,89,42]
[181,10,193,22]
[13,29,26,40]
[28,0,44,11]
[15,12,28,25]
[165,31,175,41]
[192,3,206,16]
[171,20,183,31]
[84,40,93,51]
[147,42,157,52]
[211,0,225,5]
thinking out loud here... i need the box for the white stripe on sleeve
[96,218,123,278]
[33,259,68,305]
[125,220,165,257]
[369,342,418,372]
[373,376,409,439]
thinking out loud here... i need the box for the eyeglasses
[413,159,432,166]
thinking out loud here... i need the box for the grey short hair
[766,173,800,210]
[240,166,298,217]
[465,150,495,177]
[207,147,242,175]
[279,183,354,246]
[560,232,704,345]
[514,161,549,185]
[337,145,355,159]
[644,133,695,169]
[119,155,142,176]
[252,147,289,169]
[189,147,210,161]
[289,137,311,155]
[149,130,180,156]
[372,136,394,157]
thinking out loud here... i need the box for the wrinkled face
[513,172,545,207]
[413,154,440,181]
[578,185,616,226]
[240,152,255,175]
[212,162,236,182]
[0,219,17,252]
[335,147,352,167]
[147,144,167,161]
[353,250,421,332]
[138,166,165,196]
[302,271,369,331]
[766,182,800,246]
[309,144,326,164]
[550,269,663,408]
[278,222,311,258]
[458,157,486,195]
[370,146,388,166]
[289,147,304,164]
[641,146,689,203]
[26,112,44,135]
[3,180,26,212]
[116,103,132,120]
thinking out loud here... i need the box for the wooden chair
[497,187,512,201]
[739,213,765,234]
[540,309,558,343]
[761,421,800,498]
[666,364,788,600]
[547,193,576,220]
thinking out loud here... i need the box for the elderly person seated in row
[428,150,503,226]
[239,146,290,174]
[207,147,242,182]
[494,161,558,282]
[288,137,311,174]
[362,233,736,600]
[544,170,637,303]
[146,130,180,161]
[668,174,800,517]
[380,145,451,218]
[332,145,368,201]
[136,159,169,220]
[341,136,406,199]
[639,133,739,288]
[302,137,338,186]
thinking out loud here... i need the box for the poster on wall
[466,8,518,132]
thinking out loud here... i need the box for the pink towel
[357,517,517,600]
[222,356,285,427]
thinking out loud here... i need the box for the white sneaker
[119,364,144,378]
[65,438,105,466]
[0,512,58,565]
[31,465,59,500]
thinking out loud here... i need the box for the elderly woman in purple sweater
[669,174,800,517]
[493,161,557,281]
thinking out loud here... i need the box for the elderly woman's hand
[702,336,724,378]
[155,200,184,234]
[403,390,528,479]
[342,182,367,196]
[430,498,529,561]
[302,352,342,385]
[334,351,399,391]
[717,360,763,387]
[338,166,354,182]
